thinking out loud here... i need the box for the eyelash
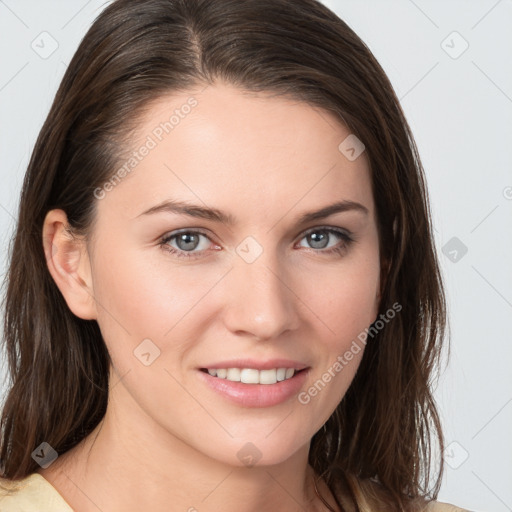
[159,226,355,260]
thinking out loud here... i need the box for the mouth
[199,367,307,385]
[197,366,311,408]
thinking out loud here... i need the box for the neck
[38,377,333,512]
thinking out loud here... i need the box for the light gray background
[1,1,511,510]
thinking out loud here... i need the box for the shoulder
[0,473,73,511]
[424,500,472,512]
[342,474,472,512]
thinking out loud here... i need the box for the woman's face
[85,82,381,466]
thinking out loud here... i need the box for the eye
[159,230,217,259]
[296,227,354,255]
[159,226,355,260]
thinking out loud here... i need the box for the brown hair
[0,0,447,509]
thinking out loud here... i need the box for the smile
[198,367,310,408]
[201,367,297,384]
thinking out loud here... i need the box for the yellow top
[0,473,73,511]
[0,473,470,511]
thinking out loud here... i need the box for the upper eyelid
[162,228,213,244]
[301,225,351,237]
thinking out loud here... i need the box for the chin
[203,431,310,469]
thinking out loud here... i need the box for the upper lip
[199,358,309,371]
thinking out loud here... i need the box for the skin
[39,81,383,511]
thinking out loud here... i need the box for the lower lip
[197,369,310,408]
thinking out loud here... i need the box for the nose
[222,247,300,341]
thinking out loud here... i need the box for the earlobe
[42,209,97,320]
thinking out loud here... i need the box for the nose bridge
[224,236,299,339]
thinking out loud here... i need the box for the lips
[197,359,311,407]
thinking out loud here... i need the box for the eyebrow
[137,198,369,225]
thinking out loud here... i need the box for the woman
[0,0,468,510]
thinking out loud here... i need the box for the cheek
[297,254,381,346]
[294,248,380,391]
[91,255,170,337]
[90,247,226,357]
[293,259,380,428]
[333,268,380,338]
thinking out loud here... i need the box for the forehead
[95,82,374,225]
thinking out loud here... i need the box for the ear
[42,209,97,320]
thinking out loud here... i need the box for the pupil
[178,233,198,251]
[309,231,328,249]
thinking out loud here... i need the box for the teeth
[259,369,277,385]
[205,367,297,384]
[241,368,259,384]
[227,368,241,382]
